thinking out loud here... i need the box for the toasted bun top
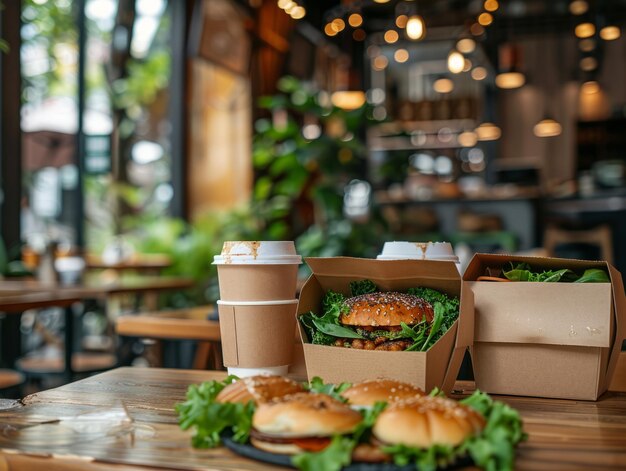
[216,375,304,405]
[340,292,433,327]
[253,392,363,438]
[373,396,485,448]
[341,379,425,407]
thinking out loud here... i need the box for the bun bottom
[250,437,303,455]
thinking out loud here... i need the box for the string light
[478,12,493,26]
[384,30,399,43]
[396,14,408,28]
[580,56,598,71]
[331,18,346,32]
[484,0,499,12]
[289,6,305,19]
[569,0,588,15]
[575,22,595,38]
[325,23,338,36]
[495,71,525,88]
[579,38,596,51]
[373,55,389,70]
[471,66,488,80]
[457,38,476,54]
[470,23,485,36]
[475,123,501,140]
[447,50,464,74]
[353,29,366,41]
[600,26,620,41]
[348,13,363,28]
[406,15,425,40]
[394,49,409,63]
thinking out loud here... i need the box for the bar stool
[543,224,614,264]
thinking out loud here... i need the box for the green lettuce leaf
[306,376,352,401]
[459,390,526,471]
[574,268,610,283]
[175,376,255,448]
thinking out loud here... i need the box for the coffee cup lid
[213,241,302,265]
[378,241,457,261]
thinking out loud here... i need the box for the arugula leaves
[349,280,378,296]
[503,263,609,283]
[175,377,255,448]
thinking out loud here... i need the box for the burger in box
[296,257,474,393]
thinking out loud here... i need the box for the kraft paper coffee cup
[213,241,302,302]
[217,300,298,377]
[377,241,461,271]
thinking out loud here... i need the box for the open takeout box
[464,253,626,400]
[296,257,474,394]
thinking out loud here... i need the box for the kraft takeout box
[464,253,626,401]
[297,257,474,394]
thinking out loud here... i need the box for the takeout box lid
[463,253,626,394]
[297,257,473,393]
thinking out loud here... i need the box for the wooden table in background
[0,278,194,379]
[0,367,625,470]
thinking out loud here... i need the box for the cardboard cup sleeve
[218,301,298,368]
[216,264,299,302]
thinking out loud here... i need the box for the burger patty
[250,428,331,451]
[333,338,414,351]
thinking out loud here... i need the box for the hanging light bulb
[600,26,620,41]
[496,44,526,89]
[406,15,425,40]
[433,78,454,93]
[348,13,363,28]
[533,118,562,138]
[456,38,476,54]
[575,22,595,38]
[447,50,464,74]
[475,122,501,140]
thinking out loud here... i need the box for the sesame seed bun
[252,392,362,438]
[340,292,434,327]
[341,379,425,407]
[373,396,485,448]
[215,375,304,405]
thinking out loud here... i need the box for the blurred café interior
[1,0,626,396]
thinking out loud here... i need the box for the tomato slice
[292,437,332,452]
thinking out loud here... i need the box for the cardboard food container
[297,257,474,394]
[464,253,626,401]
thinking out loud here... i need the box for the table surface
[1,368,625,471]
[0,277,194,300]
[0,291,81,312]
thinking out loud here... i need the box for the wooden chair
[116,306,223,369]
[543,224,614,264]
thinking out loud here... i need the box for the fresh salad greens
[306,376,352,402]
[299,281,461,352]
[175,376,254,448]
[503,263,609,283]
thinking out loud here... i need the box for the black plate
[222,433,473,470]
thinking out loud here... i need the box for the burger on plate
[250,392,363,454]
[372,395,485,449]
[335,292,434,351]
[341,378,425,408]
[216,375,304,405]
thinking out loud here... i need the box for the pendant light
[495,44,526,89]
[533,33,562,138]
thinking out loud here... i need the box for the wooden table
[0,278,194,379]
[0,367,625,470]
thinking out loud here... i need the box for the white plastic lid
[377,241,458,262]
[213,241,302,265]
